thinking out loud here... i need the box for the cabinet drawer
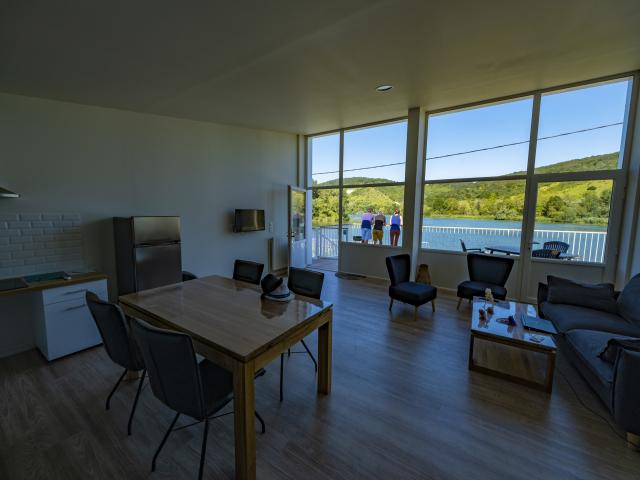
[42,279,107,306]
[41,298,102,360]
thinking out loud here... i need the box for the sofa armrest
[612,349,640,435]
[537,283,549,317]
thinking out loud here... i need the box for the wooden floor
[1,274,639,479]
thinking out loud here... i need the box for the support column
[403,107,427,279]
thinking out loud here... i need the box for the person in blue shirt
[361,208,374,244]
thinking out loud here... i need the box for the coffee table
[468,297,557,393]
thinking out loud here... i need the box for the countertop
[0,272,108,297]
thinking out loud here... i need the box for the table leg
[317,312,332,394]
[233,360,256,480]
[544,350,556,393]
[468,334,475,370]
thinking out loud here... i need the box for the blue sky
[311,78,631,184]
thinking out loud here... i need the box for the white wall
[0,93,297,298]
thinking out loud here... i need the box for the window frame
[419,72,637,269]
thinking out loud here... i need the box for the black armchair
[233,260,265,285]
[385,254,438,320]
[456,253,514,309]
[532,249,561,259]
[543,241,569,253]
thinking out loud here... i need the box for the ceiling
[2,0,640,134]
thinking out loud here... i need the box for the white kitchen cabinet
[34,278,107,361]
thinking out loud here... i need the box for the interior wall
[0,93,297,298]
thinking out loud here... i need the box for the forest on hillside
[312,153,617,226]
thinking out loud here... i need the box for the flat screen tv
[234,209,265,232]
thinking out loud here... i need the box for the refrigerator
[113,216,183,295]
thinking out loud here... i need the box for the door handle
[65,289,87,295]
[64,304,86,312]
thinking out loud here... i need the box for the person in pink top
[361,208,374,244]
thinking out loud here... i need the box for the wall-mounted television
[234,209,265,232]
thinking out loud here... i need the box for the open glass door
[288,186,308,268]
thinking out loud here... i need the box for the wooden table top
[119,275,333,363]
[471,297,556,351]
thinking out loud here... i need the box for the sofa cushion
[539,302,640,336]
[389,282,437,306]
[547,276,618,314]
[457,281,507,300]
[599,338,640,364]
[618,273,640,327]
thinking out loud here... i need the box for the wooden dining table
[119,274,333,480]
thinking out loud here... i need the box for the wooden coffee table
[468,297,557,393]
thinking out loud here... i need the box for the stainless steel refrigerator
[113,216,182,295]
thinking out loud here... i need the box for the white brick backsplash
[19,213,42,221]
[0,213,85,279]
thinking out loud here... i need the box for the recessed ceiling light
[376,84,393,92]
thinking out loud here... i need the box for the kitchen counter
[0,272,107,297]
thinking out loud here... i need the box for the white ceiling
[2,0,640,134]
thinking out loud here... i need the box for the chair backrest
[86,291,143,370]
[543,241,569,253]
[467,253,514,286]
[131,318,206,420]
[182,271,198,282]
[233,260,265,285]
[532,249,560,259]
[386,254,411,286]
[288,267,324,299]
[460,239,468,252]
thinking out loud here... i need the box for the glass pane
[311,133,340,185]
[290,189,305,241]
[425,97,533,181]
[422,180,525,252]
[312,188,340,260]
[343,120,407,185]
[341,185,405,246]
[533,180,612,263]
[535,79,631,173]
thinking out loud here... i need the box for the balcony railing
[312,224,607,263]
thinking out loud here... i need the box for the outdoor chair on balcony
[386,254,438,320]
[460,239,482,253]
[543,241,569,253]
[456,253,514,309]
[532,249,561,259]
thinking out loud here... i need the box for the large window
[422,97,532,251]
[421,76,633,265]
[309,119,407,257]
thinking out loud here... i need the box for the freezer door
[133,216,181,245]
[134,243,183,292]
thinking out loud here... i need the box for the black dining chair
[233,260,265,285]
[456,253,514,309]
[532,248,561,259]
[460,239,482,253]
[279,267,325,402]
[131,318,265,480]
[543,241,569,253]
[85,292,146,436]
[385,254,438,320]
[182,271,198,282]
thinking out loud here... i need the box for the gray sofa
[538,273,640,436]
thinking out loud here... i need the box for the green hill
[312,152,618,226]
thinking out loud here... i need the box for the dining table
[119,274,333,480]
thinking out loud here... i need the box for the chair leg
[300,339,318,372]
[431,300,436,313]
[197,418,210,480]
[414,306,418,321]
[127,369,146,436]
[279,353,284,402]
[456,298,462,310]
[255,411,266,434]
[388,298,394,311]
[106,368,128,410]
[287,348,291,357]
[152,412,180,472]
